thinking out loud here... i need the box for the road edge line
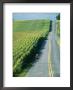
[48,39,54,77]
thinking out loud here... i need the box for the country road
[26,20,60,77]
[49,21,60,77]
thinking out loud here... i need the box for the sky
[13,13,59,21]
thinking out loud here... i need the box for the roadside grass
[56,20,60,47]
[56,37,60,47]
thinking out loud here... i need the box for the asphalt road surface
[26,20,60,77]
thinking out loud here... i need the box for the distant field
[13,19,50,32]
[13,19,50,76]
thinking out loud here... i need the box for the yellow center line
[48,39,54,77]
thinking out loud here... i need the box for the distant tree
[56,14,60,20]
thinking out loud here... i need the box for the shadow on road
[21,37,48,68]
[13,36,48,76]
